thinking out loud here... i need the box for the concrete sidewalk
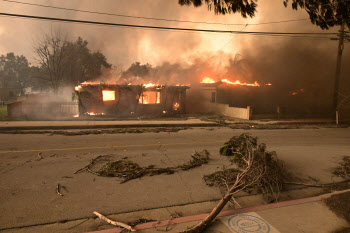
[88,190,350,233]
[0,118,337,131]
[0,119,218,130]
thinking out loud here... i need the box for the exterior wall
[7,100,78,120]
[77,85,189,117]
[7,101,23,119]
[206,102,251,120]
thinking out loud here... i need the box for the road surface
[0,127,349,231]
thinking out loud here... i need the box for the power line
[1,0,309,26]
[203,24,249,65]
[0,12,338,38]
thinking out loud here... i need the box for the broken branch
[74,155,104,174]
[282,181,323,187]
[56,183,63,196]
[93,211,136,231]
[36,153,43,161]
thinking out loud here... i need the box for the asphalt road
[1,127,350,230]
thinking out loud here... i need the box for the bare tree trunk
[182,183,239,233]
[182,148,254,233]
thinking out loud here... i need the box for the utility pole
[333,22,346,125]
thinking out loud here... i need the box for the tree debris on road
[183,134,285,233]
[93,211,136,231]
[97,150,210,183]
[35,153,43,161]
[333,156,350,180]
[56,183,63,196]
[209,134,285,202]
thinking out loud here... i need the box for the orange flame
[221,79,260,87]
[290,89,304,96]
[85,112,105,116]
[201,77,216,83]
[173,102,180,110]
[200,77,261,86]
[143,82,158,88]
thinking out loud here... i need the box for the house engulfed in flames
[75,83,189,117]
[190,77,273,120]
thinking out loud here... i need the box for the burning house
[75,83,189,117]
[188,77,273,119]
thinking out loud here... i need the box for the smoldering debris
[76,150,210,183]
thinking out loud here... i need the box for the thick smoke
[1,0,349,116]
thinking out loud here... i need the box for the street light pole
[333,22,345,125]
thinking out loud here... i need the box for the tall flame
[200,77,262,87]
[201,77,216,83]
[221,79,260,87]
[143,82,157,88]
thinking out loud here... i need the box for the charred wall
[77,85,189,117]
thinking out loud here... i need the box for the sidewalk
[0,118,338,131]
[0,119,218,130]
[89,189,350,233]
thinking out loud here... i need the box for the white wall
[206,102,251,120]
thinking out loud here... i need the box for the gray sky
[0,0,339,70]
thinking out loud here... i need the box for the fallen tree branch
[56,183,63,196]
[74,155,104,174]
[283,181,323,187]
[36,153,43,161]
[93,211,136,231]
[183,134,285,233]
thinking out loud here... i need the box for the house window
[139,91,160,104]
[102,90,115,101]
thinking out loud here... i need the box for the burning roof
[200,77,271,87]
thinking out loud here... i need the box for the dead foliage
[74,155,110,175]
[199,113,228,125]
[127,218,155,227]
[178,151,210,170]
[333,156,350,181]
[209,134,285,202]
[325,192,350,228]
[93,150,210,183]
[204,168,240,191]
[0,127,188,136]
[182,134,285,233]
[333,228,350,233]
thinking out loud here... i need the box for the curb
[86,189,350,233]
[0,123,219,131]
[273,121,335,125]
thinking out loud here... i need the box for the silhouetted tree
[65,37,111,85]
[34,30,69,93]
[0,53,32,95]
[178,0,257,18]
[121,62,153,81]
[179,0,350,30]
[34,30,111,92]
[283,0,350,29]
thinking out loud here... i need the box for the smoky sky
[0,0,349,97]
